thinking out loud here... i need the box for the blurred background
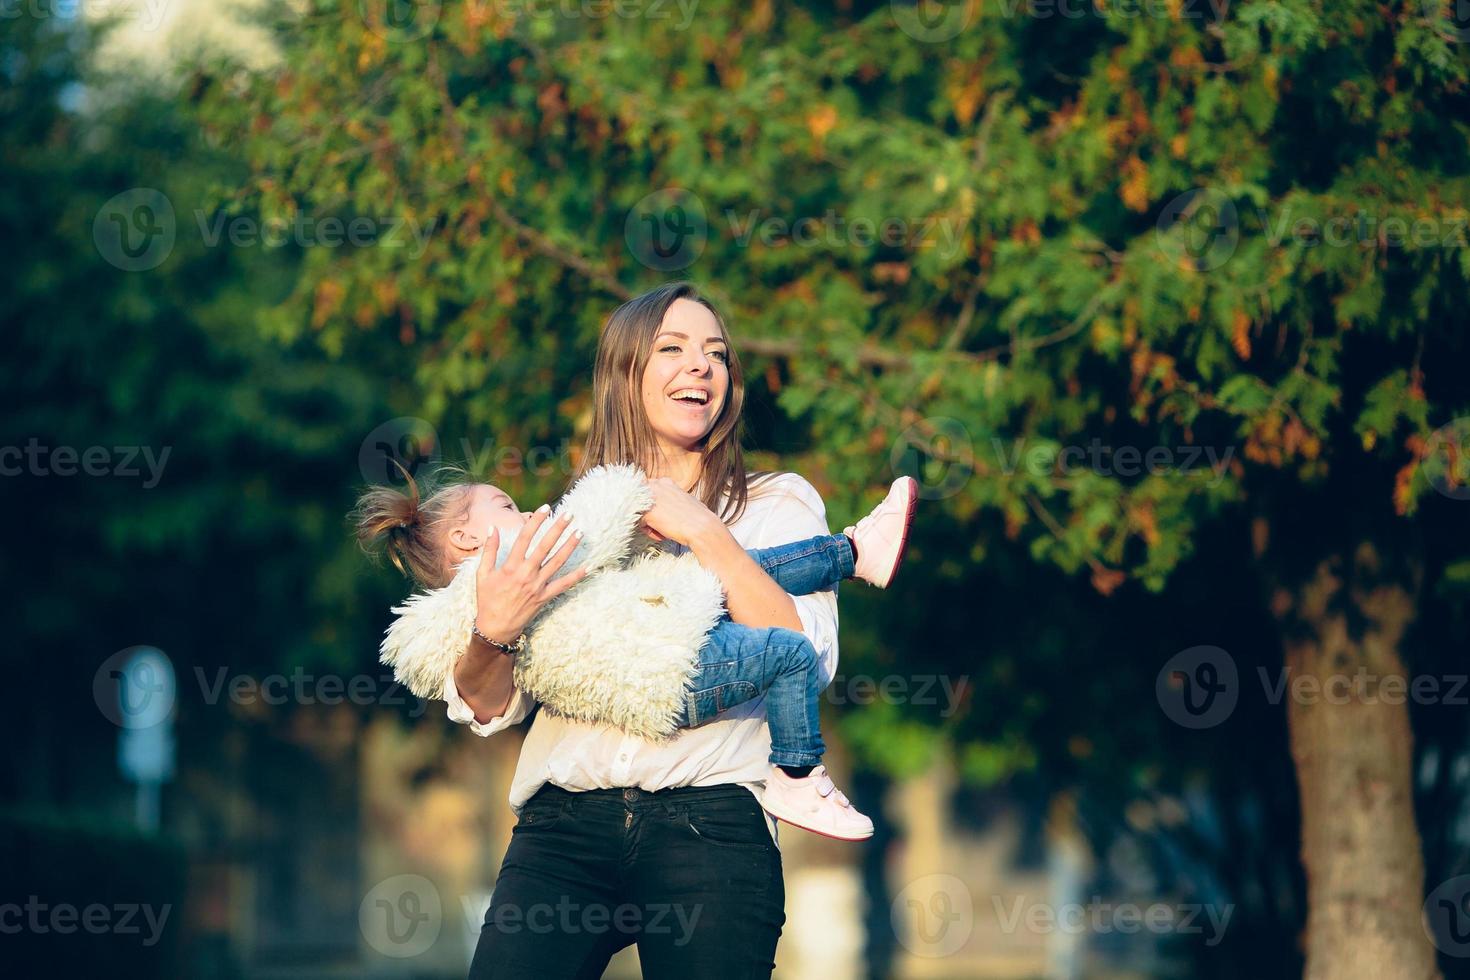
[5,0,1470,977]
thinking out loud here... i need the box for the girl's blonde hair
[578,281,772,524]
[351,464,474,588]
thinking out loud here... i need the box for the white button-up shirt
[443,472,840,813]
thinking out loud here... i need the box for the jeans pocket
[685,681,759,728]
[684,804,774,849]
[514,799,568,831]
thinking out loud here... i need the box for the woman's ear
[447,525,483,553]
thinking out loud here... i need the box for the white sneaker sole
[864,476,918,589]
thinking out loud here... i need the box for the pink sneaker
[760,765,874,841]
[844,476,918,589]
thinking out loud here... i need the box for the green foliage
[181,2,1470,808]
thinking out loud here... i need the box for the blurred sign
[108,646,176,831]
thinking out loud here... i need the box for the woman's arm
[643,477,803,630]
[685,523,804,631]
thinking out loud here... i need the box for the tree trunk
[1273,546,1440,980]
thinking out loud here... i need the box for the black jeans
[468,784,786,979]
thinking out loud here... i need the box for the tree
[195,1,1470,974]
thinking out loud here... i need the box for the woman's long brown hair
[578,282,771,525]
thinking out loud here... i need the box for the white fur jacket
[379,465,727,740]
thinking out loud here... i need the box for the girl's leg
[681,625,872,840]
[743,534,854,597]
[680,621,825,767]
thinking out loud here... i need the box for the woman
[451,282,841,978]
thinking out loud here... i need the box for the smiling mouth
[669,389,710,406]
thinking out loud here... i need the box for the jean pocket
[514,800,568,831]
[684,805,774,849]
[685,681,759,728]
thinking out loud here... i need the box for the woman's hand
[640,477,723,547]
[473,508,587,644]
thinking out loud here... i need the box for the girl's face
[445,484,531,564]
[638,298,730,456]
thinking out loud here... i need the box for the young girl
[356,469,917,841]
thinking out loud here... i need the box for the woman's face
[639,298,731,455]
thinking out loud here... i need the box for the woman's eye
[708,349,728,363]
[660,344,681,354]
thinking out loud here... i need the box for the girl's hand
[473,508,586,644]
[640,477,722,547]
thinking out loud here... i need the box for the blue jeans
[674,532,855,768]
